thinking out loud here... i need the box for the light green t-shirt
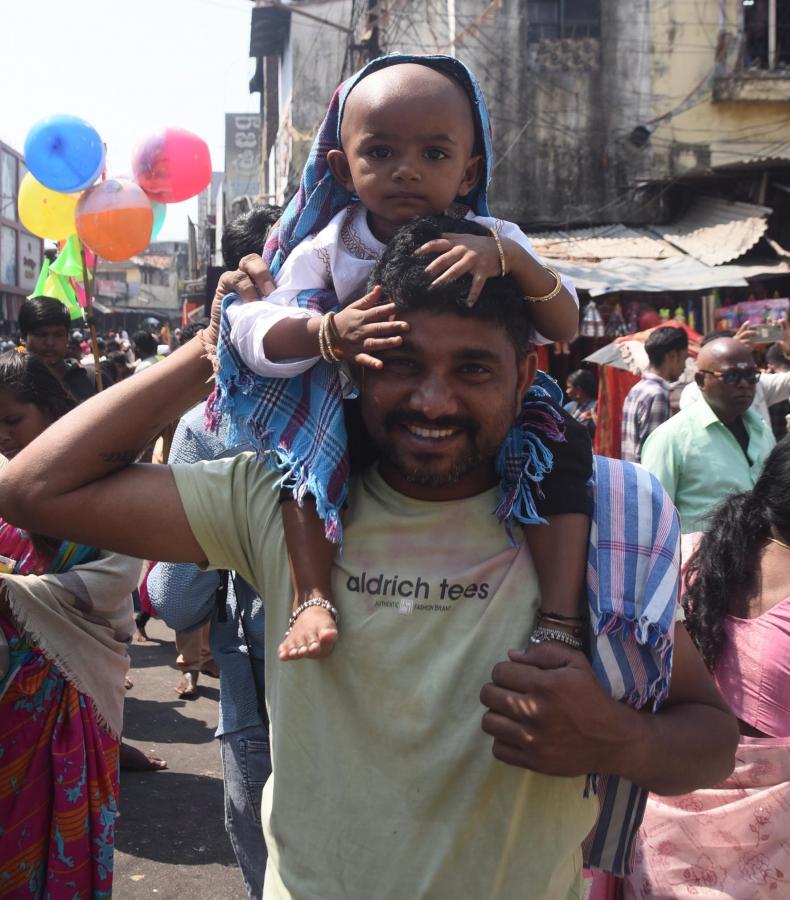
[173,455,596,900]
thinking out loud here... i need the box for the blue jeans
[220,725,272,899]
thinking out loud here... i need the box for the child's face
[328,65,482,242]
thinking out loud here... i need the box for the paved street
[114,618,246,899]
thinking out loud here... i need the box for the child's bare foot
[278,606,338,661]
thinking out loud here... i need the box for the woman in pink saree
[608,437,790,898]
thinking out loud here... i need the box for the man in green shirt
[0,225,738,899]
[642,337,775,533]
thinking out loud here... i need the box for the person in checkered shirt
[621,326,689,462]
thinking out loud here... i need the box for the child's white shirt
[227,202,578,378]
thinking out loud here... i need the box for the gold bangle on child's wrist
[525,265,563,303]
[319,312,343,364]
[488,227,506,277]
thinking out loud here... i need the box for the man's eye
[425,148,448,160]
[367,146,392,159]
[2,417,22,426]
[459,364,491,377]
[383,356,416,373]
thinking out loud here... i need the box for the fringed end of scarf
[494,392,566,527]
[593,610,675,710]
[244,419,347,546]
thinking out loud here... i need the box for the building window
[528,0,601,42]
[1,152,18,224]
[743,0,790,69]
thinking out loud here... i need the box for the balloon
[75,179,153,262]
[18,172,79,240]
[24,114,105,193]
[150,202,167,240]
[638,310,662,331]
[132,128,212,203]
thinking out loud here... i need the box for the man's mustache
[384,411,478,433]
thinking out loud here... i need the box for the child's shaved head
[340,63,476,153]
[328,61,483,242]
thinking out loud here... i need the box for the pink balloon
[132,128,212,203]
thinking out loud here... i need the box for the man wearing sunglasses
[641,337,775,533]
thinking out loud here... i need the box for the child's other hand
[333,286,410,369]
[416,232,507,306]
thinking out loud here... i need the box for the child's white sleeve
[226,239,330,377]
[473,216,579,346]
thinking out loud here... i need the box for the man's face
[665,347,689,382]
[359,310,536,500]
[24,325,68,369]
[697,339,758,422]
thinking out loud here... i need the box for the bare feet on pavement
[278,607,338,661]
[175,672,199,699]
[119,742,168,772]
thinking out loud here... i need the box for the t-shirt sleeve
[170,454,282,593]
[226,237,330,377]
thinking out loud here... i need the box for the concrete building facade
[249,0,790,230]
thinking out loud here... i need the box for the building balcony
[714,71,790,103]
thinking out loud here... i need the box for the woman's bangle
[525,264,563,303]
[488,227,506,277]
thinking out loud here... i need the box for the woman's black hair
[0,349,75,421]
[567,368,598,400]
[683,436,790,669]
[0,350,76,557]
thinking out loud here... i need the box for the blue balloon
[24,115,105,193]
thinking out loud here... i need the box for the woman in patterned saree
[610,437,790,898]
[0,351,141,898]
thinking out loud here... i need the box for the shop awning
[526,196,787,296]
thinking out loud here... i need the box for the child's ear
[458,154,483,197]
[327,150,354,191]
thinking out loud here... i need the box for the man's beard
[379,410,500,487]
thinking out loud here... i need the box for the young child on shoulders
[219,55,590,662]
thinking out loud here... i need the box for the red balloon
[76,179,153,262]
[638,310,662,331]
[132,128,212,203]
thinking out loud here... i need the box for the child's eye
[425,148,449,160]
[458,364,491,378]
[367,146,392,159]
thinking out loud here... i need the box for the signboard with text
[224,113,261,218]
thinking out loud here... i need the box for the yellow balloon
[18,172,79,240]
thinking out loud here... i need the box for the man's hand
[733,319,758,346]
[205,254,276,348]
[480,643,626,777]
[417,233,506,306]
[332,286,409,369]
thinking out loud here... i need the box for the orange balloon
[75,178,153,261]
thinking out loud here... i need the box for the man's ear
[694,371,705,388]
[457,154,483,198]
[327,149,354,192]
[516,350,538,405]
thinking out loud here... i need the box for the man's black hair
[132,331,158,357]
[368,216,534,359]
[179,323,204,344]
[18,296,70,339]
[645,325,689,368]
[221,204,283,270]
[766,342,790,369]
[567,367,598,399]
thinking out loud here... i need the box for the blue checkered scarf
[208,53,562,540]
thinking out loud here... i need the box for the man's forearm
[0,337,212,523]
[611,699,739,795]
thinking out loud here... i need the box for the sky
[0,0,259,241]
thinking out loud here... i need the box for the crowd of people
[0,53,786,900]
